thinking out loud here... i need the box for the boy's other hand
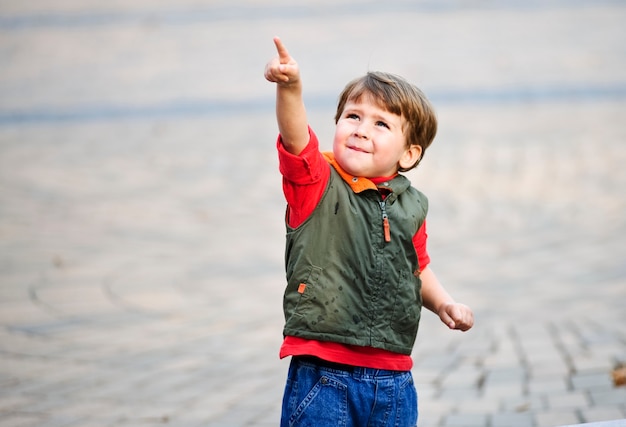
[438,302,474,332]
[264,37,300,86]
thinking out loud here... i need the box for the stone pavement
[1,1,625,426]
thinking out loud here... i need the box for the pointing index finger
[273,36,290,63]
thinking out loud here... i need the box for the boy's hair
[334,71,437,171]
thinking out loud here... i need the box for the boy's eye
[346,113,359,120]
[376,121,389,129]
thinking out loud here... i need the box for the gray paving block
[440,367,484,388]
[531,362,571,378]
[441,413,488,427]
[501,395,545,413]
[481,381,525,401]
[438,386,481,401]
[456,397,501,414]
[0,413,46,427]
[484,366,527,384]
[559,420,626,427]
[527,377,569,395]
[572,354,617,373]
[571,372,615,391]
[589,388,626,406]
[581,406,626,424]
[535,410,581,427]
[547,390,590,411]
[491,412,534,427]
[418,399,456,426]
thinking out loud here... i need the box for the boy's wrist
[276,77,302,90]
[436,301,456,315]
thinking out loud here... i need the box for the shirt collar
[322,152,401,194]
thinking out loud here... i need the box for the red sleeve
[413,220,430,271]
[277,127,330,228]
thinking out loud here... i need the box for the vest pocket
[390,270,422,334]
[291,265,324,327]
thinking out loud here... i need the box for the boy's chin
[337,159,366,177]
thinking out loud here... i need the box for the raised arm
[264,37,310,155]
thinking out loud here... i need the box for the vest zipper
[379,200,391,242]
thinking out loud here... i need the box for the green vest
[283,156,428,355]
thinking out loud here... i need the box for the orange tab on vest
[383,217,391,242]
[298,283,307,294]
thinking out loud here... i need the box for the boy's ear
[399,145,423,170]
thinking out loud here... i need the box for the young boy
[265,37,474,427]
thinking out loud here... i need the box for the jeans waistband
[297,356,355,371]
[295,356,406,378]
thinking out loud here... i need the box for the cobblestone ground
[1,1,625,427]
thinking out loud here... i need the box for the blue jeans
[281,357,418,427]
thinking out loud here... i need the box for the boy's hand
[438,302,474,331]
[264,37,300,86]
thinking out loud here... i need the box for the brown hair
[334,71,437,171]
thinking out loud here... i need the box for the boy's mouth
[347,144,370,154]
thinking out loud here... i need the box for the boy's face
[333,95,421,178]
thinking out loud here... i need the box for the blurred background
[0,1,625,426]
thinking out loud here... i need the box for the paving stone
[559,420,626,427]
[484,367,527,384]
[501,395,546,413]
[415,382,438,401]
[546,390,591,411]
[440,365,484,388]
[0,395,34,412]
[481,381,525,401]
[456,397,501,415]
[531,362,571,379]
[527,377,570,395]
[580,406,626,424]
[491,412,534,427]
[535,411,582,427]
[482,350,523,369]
[0,413,46,427]
[589,388,626,406]
[418,399,456,427]
[438,386,481,401]
[441,413,488,427]
[572,372,615,391]
[572,353,619,373]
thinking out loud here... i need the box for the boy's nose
[354,124,368,139]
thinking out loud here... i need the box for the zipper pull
[383,217,391,242]
[379,201,391,242]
